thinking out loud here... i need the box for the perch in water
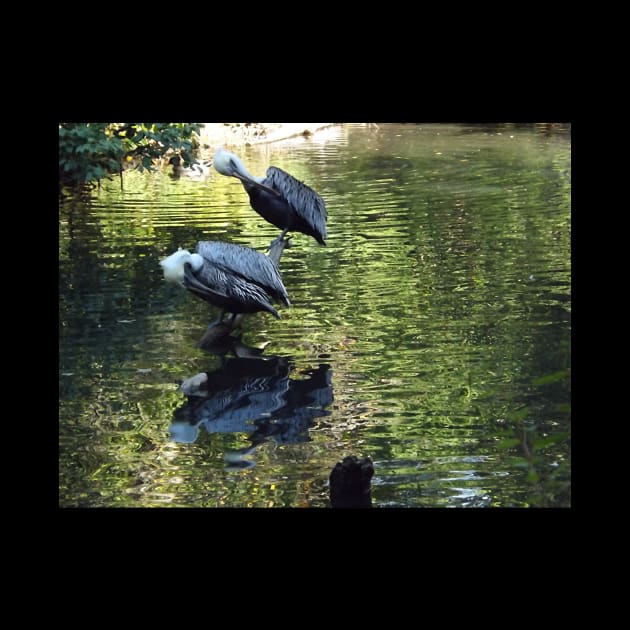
[160,241,290,323]
[213,147,327,245]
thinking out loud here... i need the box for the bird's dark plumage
[213,148,327,245]
[196,241,289,306]
[160,241,289,321]
[249,167,327,245]
[183,262,280,318]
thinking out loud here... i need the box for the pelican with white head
[160,248,204,285]
[213,147,279,196]
[212,145,327,246]
[159,241,290,324]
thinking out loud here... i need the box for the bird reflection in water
[170,353,333,470]
[195,321,267,359]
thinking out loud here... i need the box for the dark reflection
[196,324,266,359]
[170,354,333,469]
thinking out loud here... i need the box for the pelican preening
[169,155,213,179]
[213,147,327,245]
[160,241,290,322]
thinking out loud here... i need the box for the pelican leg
[270,228,289,248]
[268,234,292,267]
[222,313,244,332]
[205,309,228,330]
[226,312,237,328]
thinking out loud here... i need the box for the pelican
[168,155,212,179]
[160,241,290,322]
[213,147,327,245]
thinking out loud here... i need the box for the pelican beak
[231,171,282,197]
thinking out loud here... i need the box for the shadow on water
[169,341,333,470]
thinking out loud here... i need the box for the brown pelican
[160,241,290,322]
[213,147,327,245]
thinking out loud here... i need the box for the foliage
[58,123,202,189]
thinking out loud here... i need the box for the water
[59,123,571,507]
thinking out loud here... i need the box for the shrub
[59,123,202,189]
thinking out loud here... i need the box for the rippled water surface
[59,123,571,507]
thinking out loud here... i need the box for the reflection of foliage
[59,123,201,189]
[492,369,571,507]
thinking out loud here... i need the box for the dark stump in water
[329,456,374,508]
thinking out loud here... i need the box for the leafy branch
[59,123,202,190]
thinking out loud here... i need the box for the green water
[59,123,571,507]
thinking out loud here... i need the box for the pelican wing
[196,241,290,305]
[183,261,281,318]
[183,263,229,302]
[265,167,327,241]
